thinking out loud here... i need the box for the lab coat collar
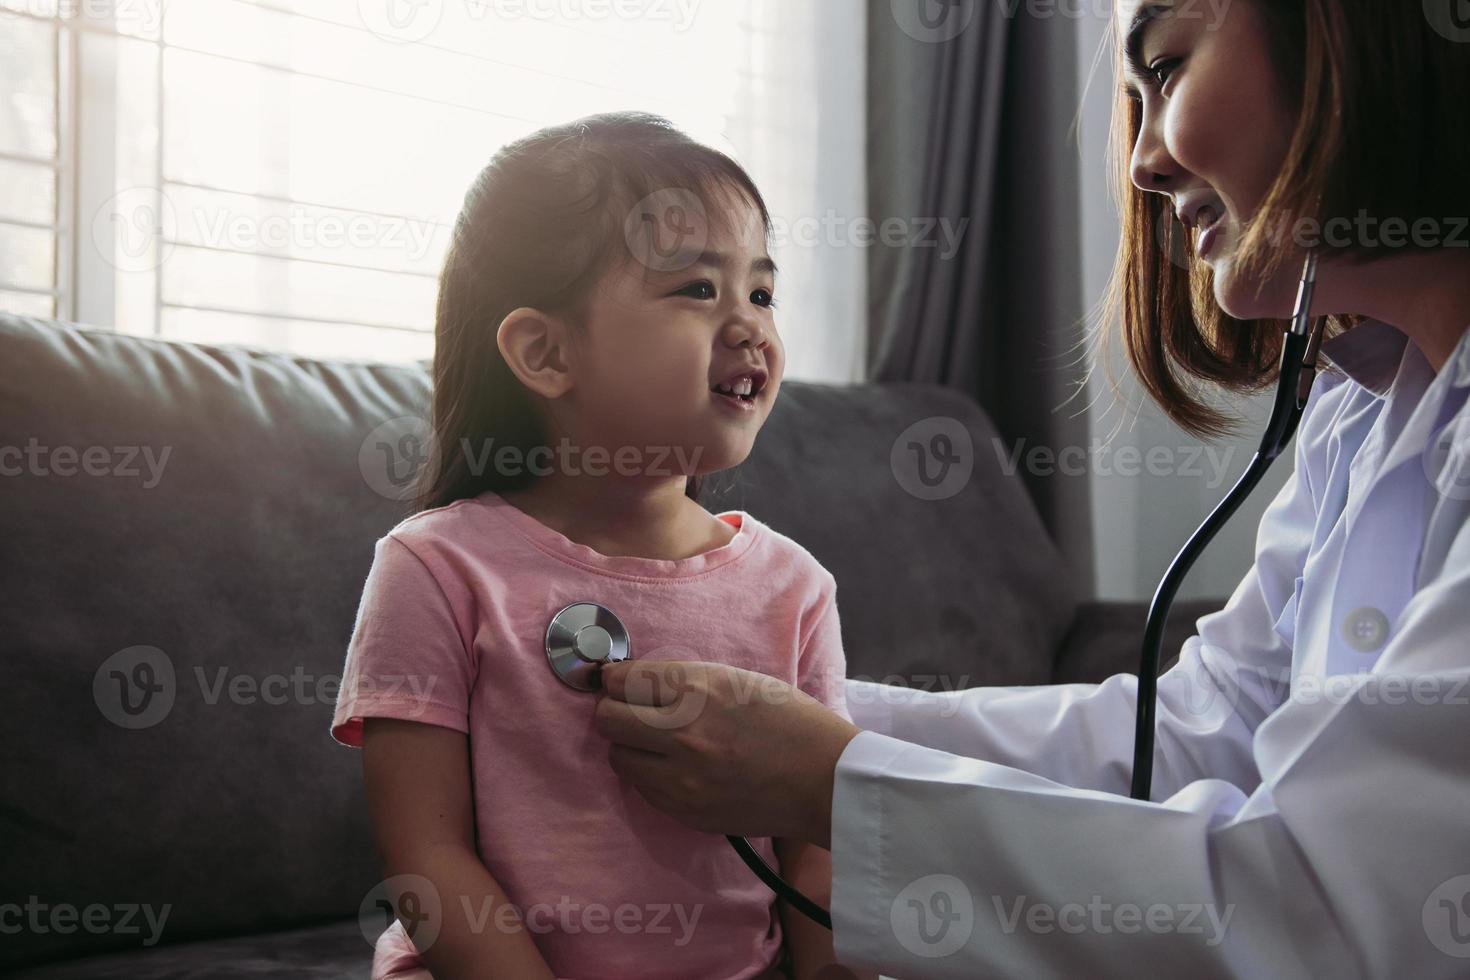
[1318,318,1406,397]
[1319,317,1470,397]
[1451,323,1470,389]
[1333,317,1470,523]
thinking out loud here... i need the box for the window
[0,0,866,381]
[0,2,69,319]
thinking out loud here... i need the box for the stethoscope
[544,252,1328,933]
[545,600,835,929]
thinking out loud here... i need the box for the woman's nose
[1129,109,1178,194]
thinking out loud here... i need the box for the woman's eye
[751,287,776,308]
[1149,57,1182,89]
[676,280,716,300]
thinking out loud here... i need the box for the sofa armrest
[1051,598,1225,685]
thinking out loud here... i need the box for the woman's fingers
[606,740,665,782]
[593,695,689,753]
[596,659,854,840]
[598,659,696,706]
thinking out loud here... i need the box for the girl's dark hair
[1099,2,1470,439]
[413,111,772,513]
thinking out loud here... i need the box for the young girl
[331,112,870,979]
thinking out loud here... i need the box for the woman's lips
[1197,206,1224,260]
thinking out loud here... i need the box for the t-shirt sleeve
[795,570,852,724]
[330,533,476,747]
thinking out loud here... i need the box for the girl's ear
[496,307,575,400]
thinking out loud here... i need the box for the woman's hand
[594,661,861,847]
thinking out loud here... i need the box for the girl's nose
[724,312,770,351]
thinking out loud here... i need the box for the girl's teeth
[714,377,755,397]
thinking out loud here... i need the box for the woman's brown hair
[1100,1,1470,439]
[413,111,772,513]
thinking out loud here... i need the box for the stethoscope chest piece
[545,601,631,691]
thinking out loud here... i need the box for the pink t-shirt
[331,490,850,980]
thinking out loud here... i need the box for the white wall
[1073,9,1291,603]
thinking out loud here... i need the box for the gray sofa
[0,312,1218,977]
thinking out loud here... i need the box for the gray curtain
[867,0,1095,594]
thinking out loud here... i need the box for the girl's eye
[751,287,776,308]
[676,280,716,300]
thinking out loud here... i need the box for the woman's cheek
[1163,93,1225,184]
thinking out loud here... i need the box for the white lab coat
[829,318,1470,979]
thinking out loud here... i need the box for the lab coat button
[1342,607,1390,652]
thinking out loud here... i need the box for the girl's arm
[773,837,880,980]
[362,717,556,980]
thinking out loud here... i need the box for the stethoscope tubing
[1130,251,1325,801]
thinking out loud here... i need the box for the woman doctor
[596,2,1470,977]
